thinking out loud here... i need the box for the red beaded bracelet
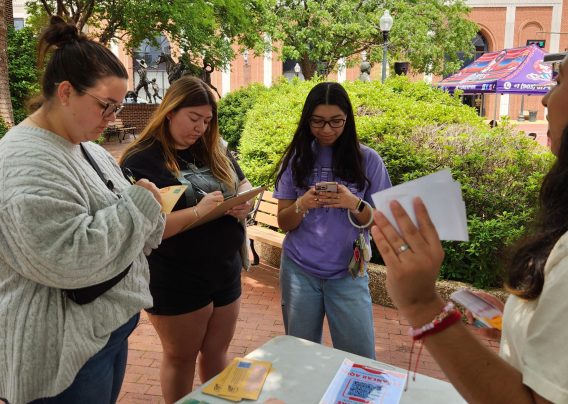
[404,302,463,390]
[409,302,462,340]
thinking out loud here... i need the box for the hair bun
[42,16,82,47]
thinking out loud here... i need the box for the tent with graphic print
[437,44,552,95]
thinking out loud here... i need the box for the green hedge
[218,83,269,151]
[236,77,553,288]
[0,117,8,140]
[7,26,41,124]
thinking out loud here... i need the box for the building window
[14,18,25,30]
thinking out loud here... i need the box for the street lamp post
[379,10,394,83]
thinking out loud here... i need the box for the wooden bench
[247,190,284,265]
[105,118,137,143]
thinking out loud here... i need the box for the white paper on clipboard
[182,186,265,231]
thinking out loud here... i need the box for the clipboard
[182,186,265,231]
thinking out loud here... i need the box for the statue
[151,79,162,103]
[134,59,153,102]
[155,51,221,97]
[359,61,372,82]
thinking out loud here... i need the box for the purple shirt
[273,143,391,279]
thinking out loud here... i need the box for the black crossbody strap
[62,143,132,305]
[80,143,116,193]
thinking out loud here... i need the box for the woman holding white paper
[274,82,391,359]
[371,54,568,403]
[121,76,252,403]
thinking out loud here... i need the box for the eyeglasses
[309,118,346,128]
[84,91,124,119]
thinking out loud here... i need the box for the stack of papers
[371,169,468,241]
[202,357,272,402]
[320,359,406,404]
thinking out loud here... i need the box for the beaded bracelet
[404,302,462,390]
[409,301,461,340]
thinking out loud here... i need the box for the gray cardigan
[0,126,165,403]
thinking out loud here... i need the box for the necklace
[177,151,199,170]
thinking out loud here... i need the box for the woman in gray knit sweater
[0,17,165,404]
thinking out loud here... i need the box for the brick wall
[119,103,159,133]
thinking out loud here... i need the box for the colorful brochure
[202,357,272,402]
[320,359,406,404]
[450,288,503,330]
[159,185,187,214]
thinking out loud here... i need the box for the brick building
[11,0,568,120]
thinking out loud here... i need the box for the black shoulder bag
[62,144,132,305]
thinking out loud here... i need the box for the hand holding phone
[315,181,338,193]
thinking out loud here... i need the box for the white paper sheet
[371,169,469,241]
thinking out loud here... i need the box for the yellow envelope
[159,185,187,214]
[202,357,272,401]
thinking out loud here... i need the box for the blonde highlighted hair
[121,76,235,191]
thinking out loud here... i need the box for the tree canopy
[268,0,479,79]
[25,0,269,70]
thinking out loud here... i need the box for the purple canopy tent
[437,44,552,120]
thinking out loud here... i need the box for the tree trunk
[299,55,318,80]
[0,0,14,127]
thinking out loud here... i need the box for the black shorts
[146,254,242,316]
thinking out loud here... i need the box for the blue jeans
[30,313,140,404]
[280,254,376,359]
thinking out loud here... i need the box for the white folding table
[177,335,464,403]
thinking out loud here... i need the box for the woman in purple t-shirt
[273,82,391,358]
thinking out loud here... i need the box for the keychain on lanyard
[347,200,373,279]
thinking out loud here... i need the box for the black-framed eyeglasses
[309,118,346,128]
[84,91,124,119]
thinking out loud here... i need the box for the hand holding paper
[371,169,468,241]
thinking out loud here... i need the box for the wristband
[347,199,373,228]
[295,199,308,217]
[356,198,365,213]
[409,302,461,340]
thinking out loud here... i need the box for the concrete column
[263,34,273,87]
[337,58,346,83]
[550,4,562,52]
[500,5,515,117]
[221,67,230,96]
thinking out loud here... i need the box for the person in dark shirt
[120,76,252,403]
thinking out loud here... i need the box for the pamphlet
[320,359,406,404]
[202,357,272,402]
[450,288,503,330]
[159,185,187,214]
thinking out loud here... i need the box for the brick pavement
[102,139,500,403]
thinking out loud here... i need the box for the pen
[122,167,136,185]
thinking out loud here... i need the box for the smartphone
[450,288,503,330]
[315,181,338,193]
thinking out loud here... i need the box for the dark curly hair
[506,126,568,299]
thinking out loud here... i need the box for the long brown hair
[121,76,235,191]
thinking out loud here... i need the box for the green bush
[218,83,268,151]
[238,77,553,288]
[7,26,41,124]
[0,117,9,139]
